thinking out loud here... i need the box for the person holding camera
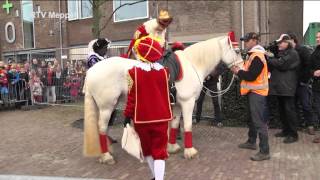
[287,32,314,135]
[231,32,270,161]
[310,31,320,143]
[267,34,300,144]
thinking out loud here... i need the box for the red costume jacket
[125,19,167,58]
[124,64,172,124]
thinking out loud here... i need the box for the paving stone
[0,106,320,180]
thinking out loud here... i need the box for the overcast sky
[303,0,320,34]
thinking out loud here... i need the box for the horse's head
[219,36,244,69]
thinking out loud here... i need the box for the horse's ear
[228,31,239,49]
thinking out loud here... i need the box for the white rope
[190,61,236,98]
[202,74,235,97]
[189,37,243,98]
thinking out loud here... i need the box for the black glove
[123,117,131,127]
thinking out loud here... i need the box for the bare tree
[89,0,107,38]
[89,0,147,38]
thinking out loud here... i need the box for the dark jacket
[237,56,264,82]
[310,45,320,91]
[53,71,64,87]
[295,44,312,84]
[205,62,228,86]
[268,47,300,96]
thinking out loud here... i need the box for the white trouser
[46,86,56,103]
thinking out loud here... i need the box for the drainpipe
[241,0,244,48]
[59,0,63,69]
[256,0,261,33]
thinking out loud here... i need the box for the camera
[265,41,279,57]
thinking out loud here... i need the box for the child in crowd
[0,62,9,103]
[30,75,43,103]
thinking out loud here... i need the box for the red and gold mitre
[134,36,163,63]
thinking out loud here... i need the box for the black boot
[238,141,257,150]
[169,83,177,105]
[250,152,271,161]
[108,135,118,144]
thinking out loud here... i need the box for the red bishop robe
[126,25,149,58]
[125,19,167,58]
[124,64,172,123]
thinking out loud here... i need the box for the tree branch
[98,0,147,34]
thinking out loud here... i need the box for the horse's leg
[168,105,182,154]
[181,99,198,159]
[98,109,116,165]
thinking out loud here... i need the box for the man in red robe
[124,36,172,180]
[124,10,173,59]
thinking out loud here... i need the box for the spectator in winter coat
[287,32,315,135]
[53,66,64,102]
[46,65,56,103]
[267,34,300,144]
[310,31,320,143]
[8,64,20,100]
[31,58,39,72]
[18,66,29,100]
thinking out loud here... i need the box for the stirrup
[170,93,176,105]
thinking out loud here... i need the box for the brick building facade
[0,0,303,65]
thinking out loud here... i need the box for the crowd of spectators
[0,58,86,107]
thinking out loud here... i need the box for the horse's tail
[83,83,101,157]
[82,76,87,94]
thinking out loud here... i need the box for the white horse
[83,35,243,164]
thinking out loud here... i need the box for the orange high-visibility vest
[240,52,269,96]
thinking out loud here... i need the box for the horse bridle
[193,38,244,97]
[225,38,244,68]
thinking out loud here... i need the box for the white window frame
[68,0,93,21]
[113,0,149,23]
[21,0,36,49]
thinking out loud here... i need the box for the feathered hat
[157,10,173,28]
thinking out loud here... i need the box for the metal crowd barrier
[0,74,86,109]
[0,79,31,108]
[31,75,85,105]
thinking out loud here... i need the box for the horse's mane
[180,35,229,74]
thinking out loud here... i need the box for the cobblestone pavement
[1,106,320,180]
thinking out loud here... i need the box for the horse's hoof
[167,143,181,154]
[184,147,198,159]
[99,152,116,165]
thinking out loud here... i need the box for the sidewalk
[0,106,319,180]
[0,175,110,180]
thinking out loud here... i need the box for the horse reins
[191,38,243,98]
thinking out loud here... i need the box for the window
[21,0,35,48]
[113,0,148,22]
[67,0,92,20]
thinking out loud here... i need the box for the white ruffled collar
[87,52,105,61]
[134,62,164,71]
